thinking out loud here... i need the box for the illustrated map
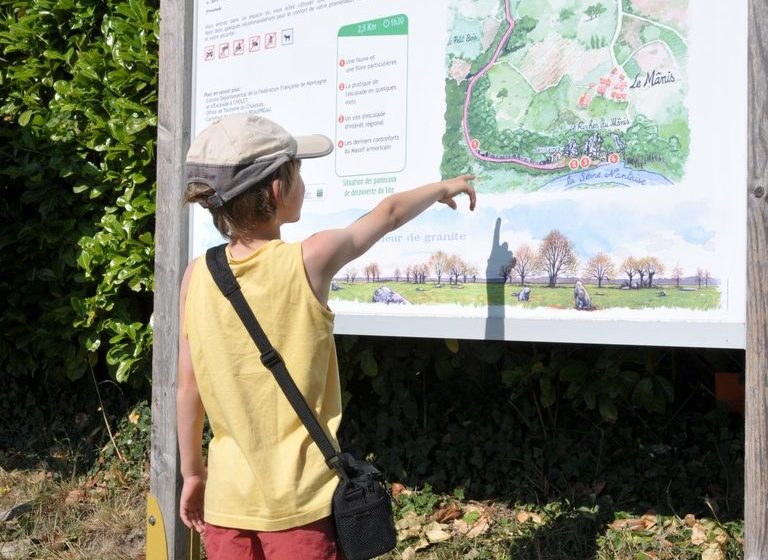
[441,0,690,192]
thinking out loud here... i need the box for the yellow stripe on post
[145,493,168,560]
[190,526,201,559]
[145,493,201,560]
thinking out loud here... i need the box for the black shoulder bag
[205,244,397,560]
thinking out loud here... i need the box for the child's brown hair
[186,159,301,241]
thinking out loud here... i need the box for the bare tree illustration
[621,256,640,288]
[512,243,538,286]
[418,263,430,284]
[430,251,449,285]
[447,254,464,285]
[537,230,578,288]
[345,266,357,284]
[500,259,515,284]
[584,252,615,288]
[363,263,374,283]
[672,264,683,287]
[462,263,477,284]
[644,256,665,288]
[636,257,649,288]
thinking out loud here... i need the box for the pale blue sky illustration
[192,190,723,280]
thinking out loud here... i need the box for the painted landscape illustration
[329,216,720,312]
[328,0,722,313]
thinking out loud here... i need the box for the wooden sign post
[745,0,768,557]
[150,0,193,557]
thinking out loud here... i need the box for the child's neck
[228,225,282,259]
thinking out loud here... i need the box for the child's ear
[270,178,282,204]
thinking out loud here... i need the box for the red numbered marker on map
[569,158,579,170]
[609,152,620,164]
[580,156,591,168]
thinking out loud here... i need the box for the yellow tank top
[184,240,341,531]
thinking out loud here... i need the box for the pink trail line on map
[461,0,563,170]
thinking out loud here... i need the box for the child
[177,114,476,560]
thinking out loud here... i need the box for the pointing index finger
[463,175,477,211]
[467,185,477,211]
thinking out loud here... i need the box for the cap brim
[295,134,333,159]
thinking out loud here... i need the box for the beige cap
[186,114,333,208]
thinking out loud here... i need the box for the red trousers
[203,516,343,560]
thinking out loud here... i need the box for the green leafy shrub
[394,483,440,517]
[337,337,744,518]
[97,399,152,486]
[0,0,158,384]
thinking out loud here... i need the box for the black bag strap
[205,244,342,470]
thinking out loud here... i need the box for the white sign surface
[190,0,747,348]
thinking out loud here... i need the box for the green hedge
[0,0,158,383]
[338,337,744,516]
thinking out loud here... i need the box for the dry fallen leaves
[466,515,491,539]
[64,489,87,506]
[396,500,496,551]
[395,512,424,541]
[424,522,452,544]
[0,537,34,559]
[713,527,728,545]
[641,512,658,529]
[459,503,493,539]
[413,538,430,551]
[609,518,648,531]
[690,522,708,546]
[452,518,469,535]
[390,482,407,498]
[515,510,543,525]
[609,511,657,532]
[701,542,725,560]
[432,502,462,523]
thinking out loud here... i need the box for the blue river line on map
[538,162,673,191]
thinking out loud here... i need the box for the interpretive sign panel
[190,0,747,348]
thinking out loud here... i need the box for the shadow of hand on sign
[485,217,515,340]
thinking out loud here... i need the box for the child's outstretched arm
[302,175,476,302]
